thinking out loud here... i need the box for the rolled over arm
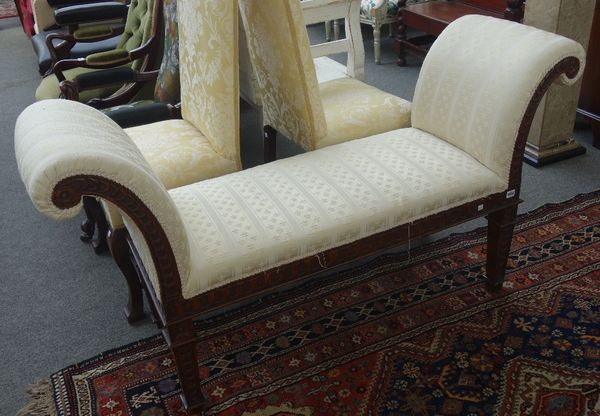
[14,100,190,305]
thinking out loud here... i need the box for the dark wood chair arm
[46,32,77,71]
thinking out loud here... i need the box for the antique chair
[359,0,402,64]
[69,0,179,254]
[16,12,584,413]
[35,0,162,106]
[396,0,525,66]
[31,0,126,34]
[86,0,239,323]
[240,0,412,162]
[31,0,129,74]
[60,0,179,125]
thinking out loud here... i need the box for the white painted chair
[329,0,430,64]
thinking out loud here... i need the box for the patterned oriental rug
[0,0,18,19]
[21,191,600,416]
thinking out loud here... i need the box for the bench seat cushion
[317,77,412,148]
[164,127,505,299]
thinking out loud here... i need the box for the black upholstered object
[32,30,120,74]
[53,1,128,25]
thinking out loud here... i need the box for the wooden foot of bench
[485,204,518,291]
[169,321,209,415]
[107,228,145,323]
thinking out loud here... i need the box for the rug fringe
[17,379,57,416]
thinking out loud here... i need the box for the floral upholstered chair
[240,0,412,161]
[359,0,401,64]
[69,0,241,321]
[35,0,162,105]
[73,0,180,252]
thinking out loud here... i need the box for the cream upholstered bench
[15,14,584,414]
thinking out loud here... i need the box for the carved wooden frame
[50,57,580,414]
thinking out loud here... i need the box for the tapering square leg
[486,204,518,291]
[168,321,208,415]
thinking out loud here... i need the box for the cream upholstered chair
[15,14,584,413]
[240,0,366,108]
[81,0,240,321]
[240,0,412,162]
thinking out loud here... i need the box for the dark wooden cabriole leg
[80,196,109,254]
[168,320,208,414]
[80,196,96,242]
[107,228,146,323]
[264,125,277,163]
[485,204,518,291]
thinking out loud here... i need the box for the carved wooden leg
[80,197,109,254]
[92,203,109,255]
[373,22,382,65]
[395,14,407,66]
[107,228,146,323]
[486,204,518,291]
[168,321,208,414]
[80,196,96,243]
[264,125,277,163]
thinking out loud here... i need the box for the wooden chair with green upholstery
[35,0,163,107]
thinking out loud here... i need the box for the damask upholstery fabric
[240,0,412,151]
[411,15,585,184]
[238,0,328,152]
[171,127,505,298]
[179,0,241,169]
[103,119,239,229]
[14,100,191,292]
[317,78,412,148]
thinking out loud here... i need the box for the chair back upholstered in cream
[411,15,585,184]
[179,0,241,170]
[14,99,191,288]
[238,0,328,151]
